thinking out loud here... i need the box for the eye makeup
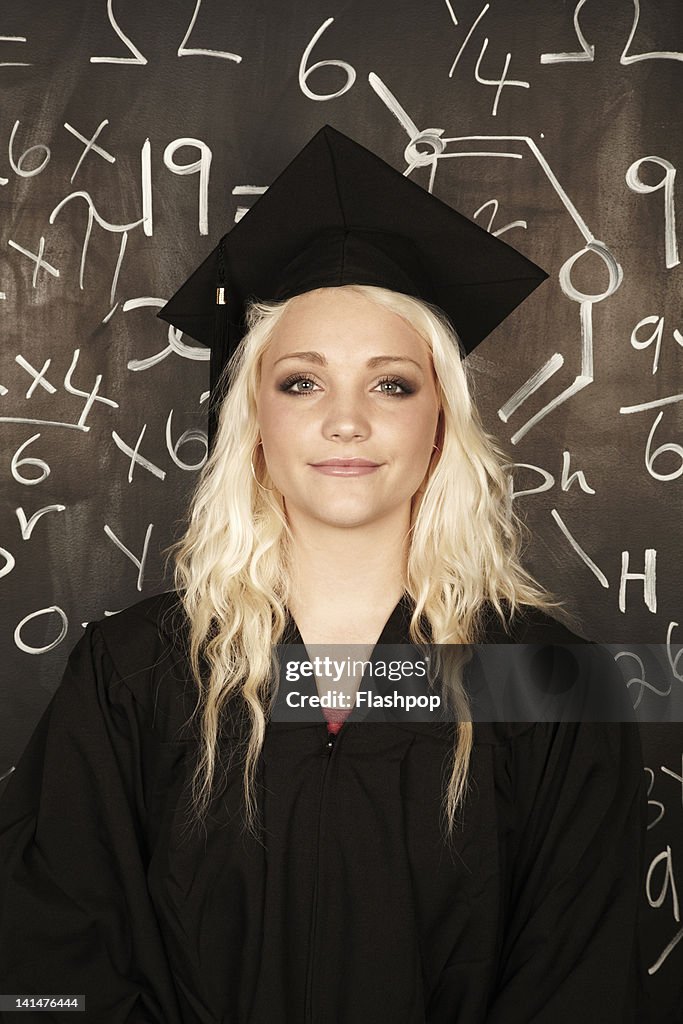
[278,373,416,397]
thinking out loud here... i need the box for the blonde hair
[166,284,572,842]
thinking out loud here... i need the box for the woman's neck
[286,514,409,621]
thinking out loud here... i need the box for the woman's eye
[375,378,411,396]
[279,374,414,396]
[280,375,319,394]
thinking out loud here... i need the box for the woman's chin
[284,497,389,530]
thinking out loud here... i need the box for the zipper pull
[325,722,342,752]
[324,717,344,752]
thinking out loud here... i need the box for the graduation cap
[157,124,548,446]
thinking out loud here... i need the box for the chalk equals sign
[232,185,267,223]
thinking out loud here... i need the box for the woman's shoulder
[480,600,588,645]
[473,601,619,748]
[82,590,191,721]
[92,589,186,646]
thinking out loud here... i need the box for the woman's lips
[310,460,381,476]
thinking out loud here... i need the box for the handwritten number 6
[645,412,683,482]
[299,18,357,101]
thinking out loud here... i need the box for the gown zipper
[304,726,338,1023]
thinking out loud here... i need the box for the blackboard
[0,1,681,1018]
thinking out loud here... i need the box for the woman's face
[256,287,441,531]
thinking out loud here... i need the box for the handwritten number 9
[626,157,679,271]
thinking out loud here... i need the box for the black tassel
[210,237,230,450]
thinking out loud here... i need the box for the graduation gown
[0,591,647,1023]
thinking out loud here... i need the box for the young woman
[0,126,645,1023]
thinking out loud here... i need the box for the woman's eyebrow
[274,351,423,370]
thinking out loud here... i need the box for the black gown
[0,591,647,1023]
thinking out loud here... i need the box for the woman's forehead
[264,288,432,364]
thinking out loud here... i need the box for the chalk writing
[11,435,50,486]
[644,413,683,482]
[112,426,167,482]
[123,297,210,371]
[49,190,143,290]
[7,237,59,287]
[232,185,267,224]
[620,550,657,613]
[14,607,68,655]
[0,32,29,67]
[541,0,683,66]
[91,0,242,65]
[16,505,66,540]
[620,654,671,709]
[299,17,356,101]
[626,157,679,270]
[445,3,529,115]
[16,356,56,399]
[91,0,148,65]
[177,0,242,61]
[540,0,594,64]
[163,139,212,236]
[65,119,115,183]
[0,547,15,580]
[8,120,50,177]
[549,508,609,588]
[473,198,527,238]
[103,522,153,591]
[506,452,595,499]
[622,0,683,64]
[166,410,207,471]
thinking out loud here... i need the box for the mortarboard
[157,124,548,446]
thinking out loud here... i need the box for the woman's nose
[320,390,372,440]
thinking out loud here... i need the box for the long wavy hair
[167,284,573,842]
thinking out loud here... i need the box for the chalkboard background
[0,0,681,1018]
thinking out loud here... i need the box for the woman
[0,126,645,1023]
